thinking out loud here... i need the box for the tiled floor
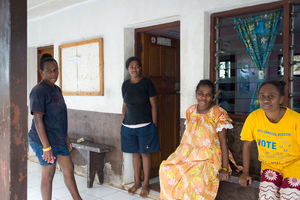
[28,160,155,200]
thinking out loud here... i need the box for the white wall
[27,0,280,186]
[27,0,279,117]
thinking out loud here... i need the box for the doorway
[135,21,180,182]
[37,46,54,83]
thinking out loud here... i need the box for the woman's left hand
[66,136,72,152]
[218,169,229,181]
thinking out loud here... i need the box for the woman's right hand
[239,172,252,187]
[42,150,55,164]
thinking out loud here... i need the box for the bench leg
[87,152,105,188]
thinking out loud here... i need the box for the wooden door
[37,46,54,83]
[141,33,180,178]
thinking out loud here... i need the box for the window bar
[215,17,220,105]
[214,63,222,71]
[214,44,283,57]
[291,5,295,111]
[215,30,282,44]
[214,20,222,30]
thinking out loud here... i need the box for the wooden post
[0,0,27,199]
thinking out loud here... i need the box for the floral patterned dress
[159,105,234,200]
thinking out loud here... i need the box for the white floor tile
[60,192,99,200]
[27,160,159,200]
[75,180,89,192]
[81,185,118,198]
[27,187,40,197]
[28,176,42,188]
[100,190,140,200]
[133,197,154,200]
[52,187,72,199]
[27,193,42,200]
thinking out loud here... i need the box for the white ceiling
[27,0,180,39]
[27,0,94,20]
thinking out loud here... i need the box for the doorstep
[123,177,160,200]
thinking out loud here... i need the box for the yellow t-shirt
[240,107,300,166]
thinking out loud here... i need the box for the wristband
[43,146,52,151]
[222,167,229,172]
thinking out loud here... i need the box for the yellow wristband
[222,167,229,172]
[43,146,52,151]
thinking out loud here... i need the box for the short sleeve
[215,106,233,132]
[121,81,126,98]
[185,105,197,125]
[146,78,156,97]
[185,107,191,125]
[297,121,300,148]
[29,86,46,115]
[240,113,255,142]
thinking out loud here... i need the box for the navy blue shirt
[122,77,156,125]
[28,81,68,147]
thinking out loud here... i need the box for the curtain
[234,10,282,112]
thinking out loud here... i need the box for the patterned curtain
[234,10,282,112]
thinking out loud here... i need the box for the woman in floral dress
[159,79,236,200]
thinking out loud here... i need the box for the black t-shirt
[122,77,156,125]
[28,81,68,147]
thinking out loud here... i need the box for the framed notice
[59,38,104,96]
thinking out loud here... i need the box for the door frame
[134,21,180,58]
[37,45,54,83]
[122,19,181,185]
[134,21,181,177]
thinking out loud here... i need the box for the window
[219,61,231,78]
[291,5,300,113]
[211,2,300,118]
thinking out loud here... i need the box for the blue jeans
[29,138,70,166]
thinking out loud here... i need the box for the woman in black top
[121,57,160,197]
[28,54,82,200]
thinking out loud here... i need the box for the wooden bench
[225,175,260,188]
[224,167,260,188]
[70,139,114,188]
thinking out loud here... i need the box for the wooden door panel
[156,93,162,145]
[141,33,180,178]
[149,45,161,77]
[150,93,161,177]
[37,47,54,83]
[162,93,177,160]
[162,47,176,78]
[150,151,160,176]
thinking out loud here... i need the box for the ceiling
[27,0,94,20]
[27,0,180,39]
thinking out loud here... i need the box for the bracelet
[222,167,229,172]
[43,146,52,151]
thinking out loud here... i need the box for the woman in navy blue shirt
[28,54,82,200]
[121,57,160,197]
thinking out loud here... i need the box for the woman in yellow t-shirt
[239,80,300,199]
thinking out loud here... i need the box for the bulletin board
[59,38,104,96]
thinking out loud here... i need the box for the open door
[140,32,180,178]
[37,46,54,83]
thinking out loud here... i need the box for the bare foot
[128,183,141,194]
[140,183,150,197]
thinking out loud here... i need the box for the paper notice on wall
[68,56,81,64]
[157,37,171,46]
